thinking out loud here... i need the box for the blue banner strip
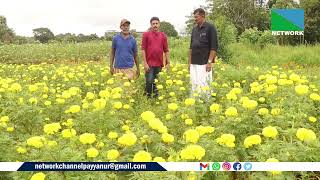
[18,162,167,171]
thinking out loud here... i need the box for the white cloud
[0,0,206,36]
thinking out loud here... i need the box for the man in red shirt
[142,17,170,98]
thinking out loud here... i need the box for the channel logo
[243,162,252,171]
[271,9,304,35]
[222,162,231,171]
[233,162,242,171]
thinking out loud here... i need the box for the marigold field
[0,43,320,179]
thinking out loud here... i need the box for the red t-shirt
[141,31,169,67]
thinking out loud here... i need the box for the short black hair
[193,8,206,16]
[150,17,160,23]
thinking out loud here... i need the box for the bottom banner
[0,162,320,171]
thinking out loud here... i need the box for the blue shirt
[112,33,137,68]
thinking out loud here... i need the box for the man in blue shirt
[110,19,140,80]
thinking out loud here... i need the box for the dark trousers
[145,67,161,98]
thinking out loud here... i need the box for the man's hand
[206,63,212,72]
[110,67,114,75]
[165,63,170,71]
[144,63,150,73]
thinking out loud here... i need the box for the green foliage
[0,41,109,63]
[32,27,55,43]
[0,15,15,44]
[160,21,178,37]
[239,28,276,48]
[208,15,237,62]
[229,43,320,67]
[301,0,320,44]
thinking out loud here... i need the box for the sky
[0,0,206,37]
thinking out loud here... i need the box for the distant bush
[239,27,276,48]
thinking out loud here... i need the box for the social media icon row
[200,162,252,171]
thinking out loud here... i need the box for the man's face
[194,12,205,25]
[121,23,130,34]
[150,20,160,32]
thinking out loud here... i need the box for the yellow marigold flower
[99,90,110,98]
[216,134,236,148]
[44,101,51,106]
[62,119,73,127]
[85,92,95,100]
[242,99,258,110]
[61,129,77,138]
[93,99,106,110]
[148,118,164,130]
[43,122,61,135]
[56,98,65,104]
[168,103,178,111]
[226,92,237,101]
[113,102,122,109]
[166,114,172,120]
[196,126,215,136]
[27,136,45,148]
[162,133,174,143]
[308,116,317,123]
[65,105,81,113]
[258,108,269,116]
[28,85,38,92]
[86,147,99,158]
[210,103,220,113]
[258,97,265,103]
[296,128,316,142]
[10,83,22,92]
[121,125,130,131]
[166,80,173,86]
[16,147,27,154]
[123,104,130,109]
[266,158,281,175]
[157,84,163,89]
[180,144,205,160]
[244,135,262,148]
[184,129,200,143]
[108,131,118,139]
[289,73,300,82]
[47,140,58,147]
[225,107,238,117]
[185,118,193,125]
[230,88,242,94]
[169,92,175,97]
[184,98,195,106]
[0,116,9,122]
[79,133,96,145]
[271,108,281,116]
[28,97,38,105]
[262,126,278,138]
[124,82,131,87]
[133,150,152,162]
[153,157,166,162]
[107,149,120,160]
[68,87,80,96]
[266,76,277,84]
[141,111,155,122]
[117,132,137,146]
[31,172,46,180]
[310,93,320,101]
[295,85,309,96]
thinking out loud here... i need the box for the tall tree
[301,0,320,44]
[160,21,178,37]
[0,16,15,43]
[32,27,54,43]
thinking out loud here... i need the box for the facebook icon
[233,162,242,171]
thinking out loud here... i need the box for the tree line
[0,16,179,44]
